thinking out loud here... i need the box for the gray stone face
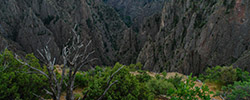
[0,0,249,74]
[137,0,250,74]
[0,0,136,66]
[103,0,165,29]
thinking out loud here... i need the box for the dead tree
[15,23,122,100]
[16,45,61,100]
[64,24,96,100]
[15,24,96,100]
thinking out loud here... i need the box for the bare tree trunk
[66,85,74,100]
[66,78,75,100]
[15,24,96,100]
[64,24,96,100]
[15,52,62,100]
[66,68,75,100]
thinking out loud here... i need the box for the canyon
[0,0,249,75]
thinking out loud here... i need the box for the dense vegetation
[0,49,50,100]
[199,66,250,100]
[0,49,250,100]
[81,63,213,100]
[83,63,154,100]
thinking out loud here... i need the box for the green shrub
[155,74,161,80]
[146,78,176,95]
[128,62,143,71]
[137,69,144,73]
[199,66,238,85]
[169,74,213,100]
[74,72,89,87]
[166,74,183,88]
[136,71,152,83]
[199,66,221,82]
[220,81,250,100]
[0,49,50,100]
[236,68,250,82]
[162,70,167,77]
[84,63,154,100]
[220,66,237,84]
[74,93,81,100]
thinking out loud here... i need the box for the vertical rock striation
[0,0,249,74]
[137,0,250,74]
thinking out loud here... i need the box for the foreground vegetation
[199,66,250,100]
[0,49,249,100]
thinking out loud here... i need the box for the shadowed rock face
[0,0,249,74]
[137,0,250,75]
[0,0,137,67]
[103,0,165,29]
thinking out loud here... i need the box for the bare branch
[1,62,8,72]
[77,58,98,73]
[220,95,225,100]
[72,24,78,35]
[15,54,49,78]
[98,80,118,100]
[97,66,124,100]
[32,93,46,100]
[46,38,51,45]
[63,80,68,87]
[37,50,46,61]
[0,53,8,72]
[79,58,97,67]
[73,24,77,30]
[107,66,124,85]
[71,47,81,65]
[82,90,89,100]
[80,50,95,64]
[44,89,53,96]
[45,46,51,61]
[61,24,97,100]
[82,40,92,57]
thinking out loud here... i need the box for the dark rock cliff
[103,0,165,30]
[137,0,250,75]
[0,0,137,67]
[0,0,249,74]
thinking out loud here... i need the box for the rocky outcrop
[0,0,249,74]
[137,0,250,75]
[103,0,165,30]
[0,0,137,67]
